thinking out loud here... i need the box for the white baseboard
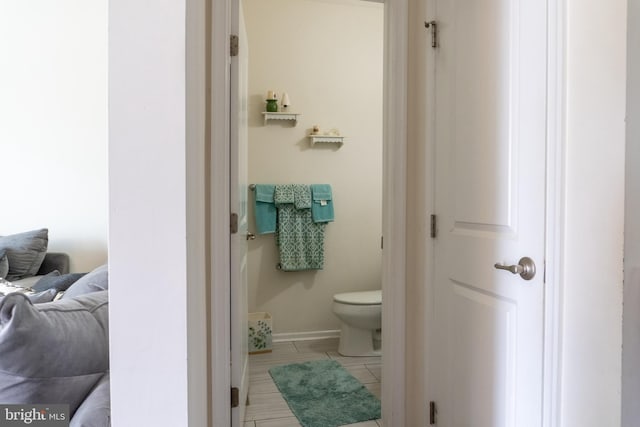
[272,330,341,343]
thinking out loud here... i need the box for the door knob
[246,232,256,241]
[494,257,536,280]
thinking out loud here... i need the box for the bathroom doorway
[242,0,384,424]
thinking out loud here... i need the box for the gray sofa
[0,256,110,426]
[37,252,71,276]
[5,251,72,288]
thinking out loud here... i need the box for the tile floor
[243,338,382,427]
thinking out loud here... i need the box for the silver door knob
[246,232,256,241]
[494,257,536,280]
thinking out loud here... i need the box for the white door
[431,0,546,425]
[230,1,250,424]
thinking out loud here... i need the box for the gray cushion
[33,271,86,293]
[70,373,110,427]
[25,288,60,304]
[0,250,8,279]
[0,229,49,281]
[0,290,109,416]
[61,264,108,300]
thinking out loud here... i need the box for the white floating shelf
[308,135,345,146]
[262,112,300,125]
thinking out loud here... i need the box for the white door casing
[431,0,547,425]
[216,0,413,424]
[230,2,250,424]
[212,0,567,425]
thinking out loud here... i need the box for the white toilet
[332,290,382,357]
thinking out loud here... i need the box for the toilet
[332,290,382,357]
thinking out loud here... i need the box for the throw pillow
[32,271,86,293]
[0,228,49,281]
[61,264,108,300]
[0,290,109,416]
[0,250,8,279]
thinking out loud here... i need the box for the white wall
[243,0,384,335]
[561,0,626,424]
[109,0,208,425]
[623,0,640,425]
[0,1,108,272]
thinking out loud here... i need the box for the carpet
[268,359,381,427]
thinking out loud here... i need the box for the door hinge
[231,387,239,408]
[430,214,437,238]
[230,212,238,234]
[429,401,437,425]
[424,20,438,48]
[230,34,239,57]
[381,236,384,250]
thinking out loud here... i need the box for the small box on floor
[248,312,272,354]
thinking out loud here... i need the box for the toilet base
[337,323,381,357]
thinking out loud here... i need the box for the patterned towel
[276,204,325,271]
[293,184,312,209]
[274,184,295,205]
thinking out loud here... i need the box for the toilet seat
[333,290,381,305]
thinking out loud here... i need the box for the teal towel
[311,184,335,223]
[293,184,312,209]
[276,204,325,271]
[254,184,276,234]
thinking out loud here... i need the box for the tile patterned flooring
[243,338,382,427]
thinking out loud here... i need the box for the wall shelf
[308,135,344,146]
[262,112,300,125]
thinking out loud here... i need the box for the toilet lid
[333,290,382,305]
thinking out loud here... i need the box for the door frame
[380,0,409,425]
[209,0,411,425]
[210,0,232,423]
[541,0,566,425]
[209,0,566,426]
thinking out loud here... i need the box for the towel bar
[249,184,256,190]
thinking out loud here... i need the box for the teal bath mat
[269,359,381,427]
